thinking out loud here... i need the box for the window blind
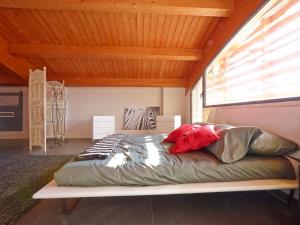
[205,0,300,106]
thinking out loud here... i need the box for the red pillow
[164,124,201,143]
[170,125,220,154]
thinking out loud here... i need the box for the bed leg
[266,189,295,206]
[287,189,295,205]
[61,198,80,215]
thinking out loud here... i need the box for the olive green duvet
[54,135,295,187]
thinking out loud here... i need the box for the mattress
[54,135,296,187]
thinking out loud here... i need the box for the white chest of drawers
[156,115,181,133]
[92,116,115,140]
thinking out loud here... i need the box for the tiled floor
[34,139,91,155]
[14,192,298,225]
[1,139,299,225]
[0,138,91,155]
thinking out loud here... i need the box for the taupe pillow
[249,130,299,156]
[213,124,235,132]
[207,126,262,163]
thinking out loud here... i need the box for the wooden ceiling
[0,0,265,88]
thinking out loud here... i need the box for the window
[191,77,203,123]
[204,0,300,106]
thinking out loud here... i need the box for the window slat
[205,0,300,106]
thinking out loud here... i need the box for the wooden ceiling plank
[110,13,122,46]
[149,14,158,47]
[155,14,165,47]
[0,0,233,17]
[165,15,180,47]
[108,14,118,46]
[92,58,101,75]
[43,10,65,44]
[78,11,94,45]
[73,11,89,45]
[149,60,154,78]
[136,13,143,47]
[198,18,220,48]
[0,10,29,43]
[130,14,138,46]
[62,11,82,45]
[9,45,203,61]
[31,10,54,44]
[172,15,187,47]
[88,12,102,45]
[92,13,107,45]
[176,16,193,48]
[158,61,165,79]
[59,11,80,45]
[159,15,172,47]
[121,13,131,46]
[182,16,200,48]
[143,13,151,46]
[99,59,106,75]
[187,17,206,48]
[21,9,44,44]
[100,13,114,46]
[193,18,212,47]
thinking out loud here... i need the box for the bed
[33,129,299,214]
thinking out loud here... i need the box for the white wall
[65,87,188,138]
[0,86,28,139]
[162,88,187,123]
[65,87,164,138]
[204,100,300,144]
[185,90,191,124]
[0,86,188,139]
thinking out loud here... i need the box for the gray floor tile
[239,191,298,225]
[0,138,92,155]
[15,197,154,225]
[151,193,275,225]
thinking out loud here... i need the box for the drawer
[93,116,115,122]
[93,127,115,133]
[93,133,113,139]
[93,121,115,128]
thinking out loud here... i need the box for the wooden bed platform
[33,157,299,214]
[33,179,298,199]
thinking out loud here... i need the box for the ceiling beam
[186,0,265,90]
[0,74,26,85]
[60,77,186,87]
[0,0,233,17]
[9,45,203,61]
[0,39,34,81]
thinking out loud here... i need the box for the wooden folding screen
[29,67,47,152]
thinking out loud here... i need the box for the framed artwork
[124,107,160,130]
[0,92,23,131]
